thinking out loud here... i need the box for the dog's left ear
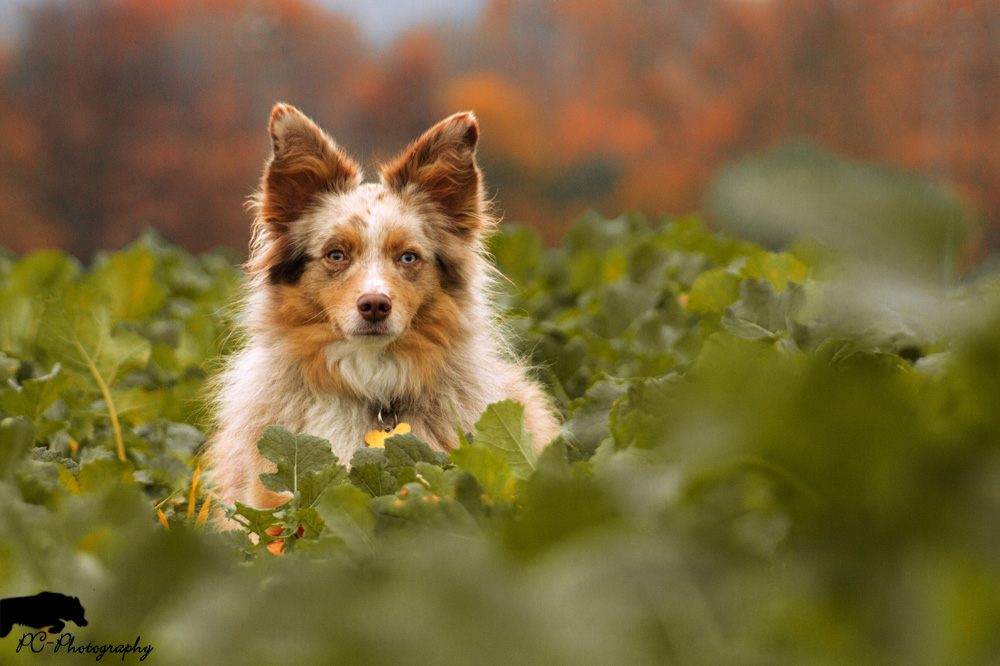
[380,112,487,242]
[262,103,361,233]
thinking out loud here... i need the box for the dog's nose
[357,293,392,322]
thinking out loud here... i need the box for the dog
[0,592,88,637]
[206,104,560,516]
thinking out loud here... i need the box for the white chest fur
[325,339,414,403]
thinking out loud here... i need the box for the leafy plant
[1,217,999,665]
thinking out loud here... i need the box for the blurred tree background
[0,0,997,267]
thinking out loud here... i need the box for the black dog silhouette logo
[0,592,88,638]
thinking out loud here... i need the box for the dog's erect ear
[380,112,487,241]
[261,103,360,232]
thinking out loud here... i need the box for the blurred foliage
[2,214,1000,664]
[708,144,968,283]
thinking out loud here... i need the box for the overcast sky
[318,0,485,44]
[0,0,487,45]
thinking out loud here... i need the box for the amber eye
[399,251,419,265]
[326,249,347,262]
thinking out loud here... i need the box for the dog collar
[365,400,409,448]
[375,402,399,430]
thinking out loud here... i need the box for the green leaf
[230,501,282,538]
[298,465,350,509]
[740,251,808,292]
[384,432,449,475]
[16,459,63,505]
[0,416,36,478]
[35,285,151,461]
[501,474,619,559]
[256,425,342,499]
[562,376,629,458]
[109,386,164,425]
[473,400,536,480]
[315,484,376,556]
[489,223,544,288]
[0,250,78,355]
[348,447,398,497]
[371,482,478,535]
[449,443,516,503]
[86,244,167,320]
[535,437,570,477]
[0,351,20,383]
[37,285,151,389]
[608,373,680,450]
[78,456,134,493]
[412,461,463,497]
[596,280,659,337]
[686,268,741,314]
[1,363,68,422]
[722,278,806,340]
[31,447,79,475]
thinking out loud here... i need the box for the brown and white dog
[206,104,560,514]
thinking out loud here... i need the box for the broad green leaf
[35,285,151,461]
[230,501,281,538]
[608,373,679,450]
[450,443,517,503]
[561,376,629,458]
[315,484,376,556]
[384,432,449,475]
[0,352,21,383]
[686,268,741,314]
[412,461,465,497]
[109,386,164,425]
[596,280,659,337]
[16,458,63,505]
[1,363,68,422]
[288,507,325,541]
[78,456,134,492]
[349,447,398,497]
[489,223,543,288]
[707,143,967,282]
[720,314,779,341]
[658,215,760,266]
[535,437,570,476]
[371,482,478,535]
[740,251,808,292]
[0,416,35,477]
[256,425,341,498]
[501,474,619,559]
[0,250,78,355]
[86,245,167,320]
[37,285,152,389]
[298,466,350,509]
[473,400,536,479]
[722,278,806,340]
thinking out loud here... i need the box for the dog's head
[247,105,493,396]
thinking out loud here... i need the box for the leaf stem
[73,337,126,461]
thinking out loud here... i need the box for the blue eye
[399,252,418,264]
[326,249,347,262]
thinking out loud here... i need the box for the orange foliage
[441,74,551,170]
[0,0,996,259]
[556,102,657,162]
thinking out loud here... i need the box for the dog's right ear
[260,104,361,232]
[379,112,487,243]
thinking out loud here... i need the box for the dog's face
[290,184,439,343]
[247,104,490,396]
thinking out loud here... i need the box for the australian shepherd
[206,104,560,514]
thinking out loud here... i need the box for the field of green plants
[2,214,999,665]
